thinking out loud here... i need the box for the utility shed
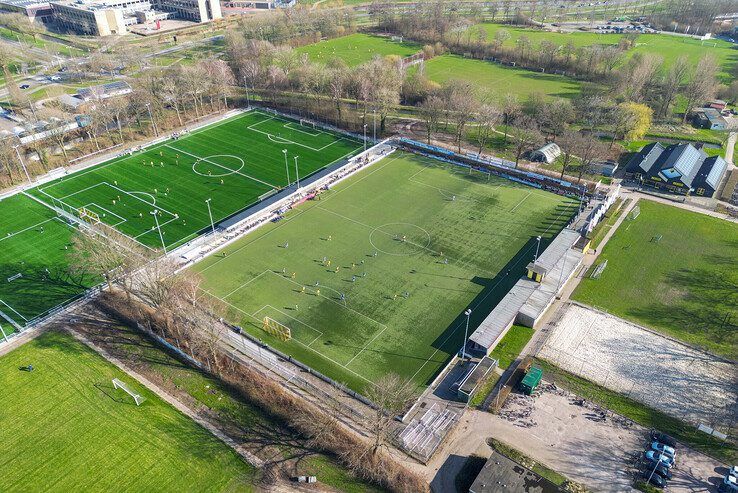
[530,142,561,164]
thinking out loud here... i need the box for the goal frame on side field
[112,378,145,406]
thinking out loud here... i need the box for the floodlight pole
[463,308,472,361]
[151,210,167,254]
[145,102,158,137]
[363,124,367,152]
[13,145,32,184]
[282,149,290,185]
[205,198,215,235]
[533,235,542,264]
[373,109,376,142]
[294,156,300,190]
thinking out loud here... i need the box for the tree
[363,373,416,456]
[681,55,718,123]
[557,129,580,179]
[475,104,501,155]
[614,102,652,143]
[448,83,477,152]
[656,56,689,118]
[511,116,542,165]
[418,95,444,144]
[501,93,521,145]
[616,53,662,103]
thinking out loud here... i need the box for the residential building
[625,142,728,197]
[693,108,728,130]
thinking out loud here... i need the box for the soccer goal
[78,207,101,224]
[391,35,403,43]
[628,205,640,220]
[262,316,292,341]
[112,378,145,406]
[590,260,608,279]
[299,119,316,129]
[7,273,22,283]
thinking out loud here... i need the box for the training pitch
[0,109,362,329]
[195,152,578,392]
[573,199,738,359]
[0,330,255,492]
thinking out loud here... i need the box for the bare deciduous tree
[363,373,417,456]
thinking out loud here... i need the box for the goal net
[262,316,292,341]
[299,119,316,129]
[590,260,608,279]
[78,207,101,224]
[7,273,22,282]
[112,378,145,406]
[628,205,640,220]
[391,35,403,43]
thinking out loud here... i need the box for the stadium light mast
[363,124,367,152]
[533,235,542,264]
[13,145,31,184]
[463,308,472,360]
[282,149,290,185]
[151,210,167,254]
[294,156,300,190]
[205,198,215,235]
[373,109,376,142]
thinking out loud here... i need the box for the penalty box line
[0,217,58,243]
[201,289,374,384]
[246,115,346,152]
[252,304,324,346]
[164,144,279,190]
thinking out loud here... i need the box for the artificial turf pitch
[573,199,738,359]
[0,330,255,492]
[195,152,579,392]
[0,109,361,329]
[28,109,363,251]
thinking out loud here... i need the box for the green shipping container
[520,366,543,395]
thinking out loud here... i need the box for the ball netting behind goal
[263,316,292,341]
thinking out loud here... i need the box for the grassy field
[573,200,738,358]
[295,33,422,67]
[0,330,256,492]
[480,23,737,81]
[28,109,362,251]
[195,151,578,393]
[421,54,582,101]
[0,194,91,331]
[490,324,534,369]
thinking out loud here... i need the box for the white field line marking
[203,289,373,384]
[247,117,347,152]
[197,154,405,275]
[405,201,578,384]
[165,144,278,189]
[509,191,532,213]
[223,269,271,299]
[252,304,324,339]
[84,203,128,227]
[345,326,387,367]
[0,298,27,321]
[283,121,326,137]
[0,217,56,243]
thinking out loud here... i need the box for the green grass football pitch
[27,109,363,251]
[295,33,423,67]
[573,200,738,359]
[0,330,255,492]
[195,152,579,392]
[0,193,93,333]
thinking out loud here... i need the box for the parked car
[651,442,676,459]
[650,431,677,448]
[719,474,738,493]
[646,463,673,480]
[641,471,667,489]
[644,451,674,468]
[20,84,30,89]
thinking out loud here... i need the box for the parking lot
[538,304,737,431]
[487,385,726,493]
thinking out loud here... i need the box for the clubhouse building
[625,142,728,197]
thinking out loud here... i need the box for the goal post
[78,207,101,224]
[262,316,292,341]
[112,378,145,406]
[628,205,640,220]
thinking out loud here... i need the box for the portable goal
[78,207,101,224]
[262,316,292,341]
[628,205,640,220]
[112,378,145,406]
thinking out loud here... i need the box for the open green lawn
[195,152,578,393]
[28,109,362,251]
[490,324,534,369]
[573,200,738,358]
[0,194,91,331]
[0,330,256,492]
[422,54,583,101]
[481,23,738,82]
[295,33,422,67]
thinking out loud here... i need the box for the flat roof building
[49,0,220,35]
[0,0,53,22]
